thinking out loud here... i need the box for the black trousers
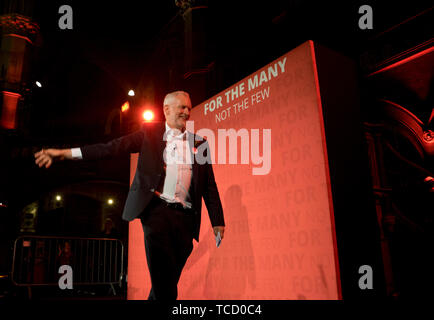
[140,196,195,300]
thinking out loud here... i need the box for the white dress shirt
[159,122,193,208]
[70,122,193,208]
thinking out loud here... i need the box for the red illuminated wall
[1,91,21,129]
[127,41,342,299]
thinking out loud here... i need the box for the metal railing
[11,235,124,287]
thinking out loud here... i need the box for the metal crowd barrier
[11,236,124,287]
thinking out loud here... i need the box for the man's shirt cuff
[71,148,83,160]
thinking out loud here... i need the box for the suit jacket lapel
[157,125,166,165]
[147,122,166,168]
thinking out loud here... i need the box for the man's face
[164,94,192,131]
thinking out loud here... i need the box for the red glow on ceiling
[368,46,434,77]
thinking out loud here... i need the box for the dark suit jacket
[81,122,225,241]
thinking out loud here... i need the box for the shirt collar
[165,122,188,139]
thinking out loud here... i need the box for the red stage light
[142,110,154,122]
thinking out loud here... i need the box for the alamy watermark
[358,5,373,30]
[58,5,73,30]
[58,265,73,289]
[163,121,271,176]
[358,265,373,290]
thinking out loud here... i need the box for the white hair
[163,91,191,107]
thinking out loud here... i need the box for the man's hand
[34,148,71,168]
[213,226,225,240]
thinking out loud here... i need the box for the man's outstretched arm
[34,128,145,169]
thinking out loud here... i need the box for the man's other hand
[34,149,70,168]
[213,226,225,240]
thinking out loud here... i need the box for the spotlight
[128,90,135,97]
[107,198,114,205]
[55,195,62,201]
[142,110,154,122]
[35,81,42,88]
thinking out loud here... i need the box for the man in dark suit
[34,91,225,300]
